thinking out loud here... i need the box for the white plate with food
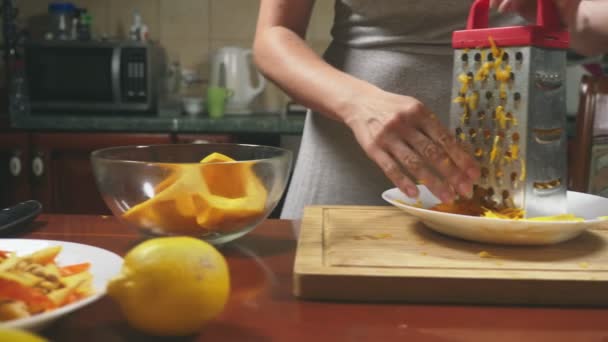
[382,186,608,245]
[0,239,123,331]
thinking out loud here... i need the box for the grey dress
[280,0,523,219]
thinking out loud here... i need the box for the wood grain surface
[294,206,608,305]
[7,214,608,341]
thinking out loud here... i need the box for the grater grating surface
[448,0,569,218]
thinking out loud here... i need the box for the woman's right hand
[254,0,479,205]
[343,89,481,203]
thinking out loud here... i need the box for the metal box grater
[449,0,570,217]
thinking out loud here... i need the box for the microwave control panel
[121,48,148,102]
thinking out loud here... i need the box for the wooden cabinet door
[30,133,172,214]
[0,133,31,208]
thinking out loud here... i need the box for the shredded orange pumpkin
[430,186,524,219]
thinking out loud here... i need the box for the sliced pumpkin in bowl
[122,152,268,235]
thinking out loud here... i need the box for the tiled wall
[18,0,334,112]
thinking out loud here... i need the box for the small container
[49,2,76,40]
[182,97,205,116]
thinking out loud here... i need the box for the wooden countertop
[9,214,608,341]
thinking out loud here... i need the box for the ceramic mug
[207,86,234,119]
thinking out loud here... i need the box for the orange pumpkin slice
[122,152,268,234]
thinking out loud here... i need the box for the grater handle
[466,0,490,30]
[466,0,562,30]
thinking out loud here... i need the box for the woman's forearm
[569,1,608,56]
[253,26,381,123]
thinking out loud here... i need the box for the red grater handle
[467,0,562,31]
[455,0,569,48]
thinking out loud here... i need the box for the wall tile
[307,0,334,42]
[255,80,289,113]
[209,0,259,41]
[309,41,331,56]
[159,0,209,76]
[209,39,254,52]
[159,0,209,42]
[163,38,209,78]
[18,0,50,39]
[17,0,48,19]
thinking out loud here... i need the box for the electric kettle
[209,46,266,114]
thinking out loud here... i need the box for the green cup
[207,86,234,119]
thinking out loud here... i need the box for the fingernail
[440,191,454,203]
[467,167,480,180]
[406,186,418,198]
[498,0,512,13]
[458,183,472,197]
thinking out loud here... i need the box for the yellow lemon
[0,329,48,342]
[107,237,230,336]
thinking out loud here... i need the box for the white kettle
[209,46,266,114]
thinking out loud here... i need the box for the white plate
[382,186,608,245]
[0,239,123,331]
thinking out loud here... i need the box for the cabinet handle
[9,156,22,176]
[32,156,45,177]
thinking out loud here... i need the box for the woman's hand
[491,0,608,56]
[489,0,581,28]
[344,90,480,203]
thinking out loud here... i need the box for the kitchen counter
[10,111,306,134]
[12,214,608,341]
[10,110,578,137]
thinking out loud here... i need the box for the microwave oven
[25,40,166,113]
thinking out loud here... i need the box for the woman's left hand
[490,0,581,27]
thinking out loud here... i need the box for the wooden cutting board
[293,205,608,306]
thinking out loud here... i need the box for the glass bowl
[91,143,293,245]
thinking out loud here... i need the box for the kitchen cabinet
[173,134,233,144]
[0,128,580,215]
[30,133,173,214]
[0,132,233,214]
[0,133,31,209]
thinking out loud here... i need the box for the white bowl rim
[382,186,608,224]
[0,239,123,331]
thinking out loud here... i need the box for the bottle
[77,9,92,41]
[71,17,78,40]
[129,11,149,42]
[48,2,75,40]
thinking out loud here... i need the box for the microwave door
[26,42,157,113]
[26,45,116,112]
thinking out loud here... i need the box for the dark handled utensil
[0,200,43,235]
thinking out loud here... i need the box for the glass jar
[48,2,76,40]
